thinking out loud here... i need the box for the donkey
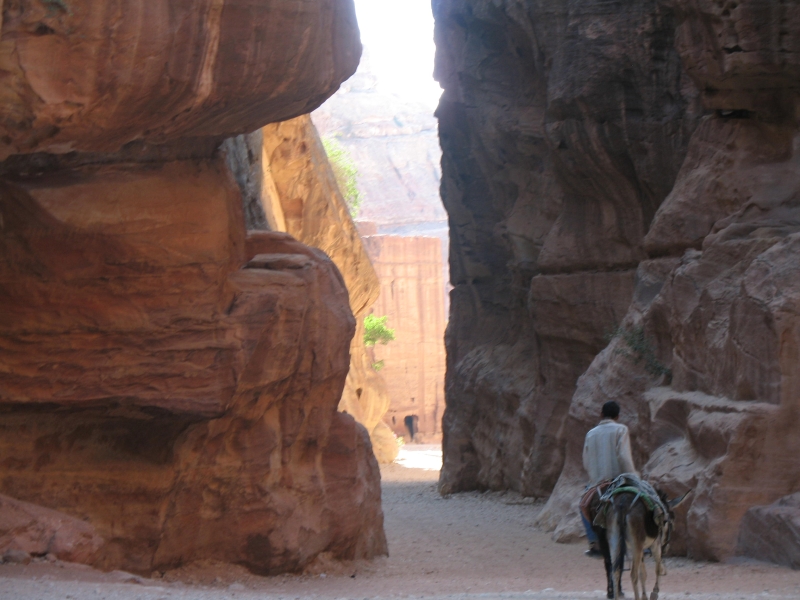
[606,483,690,600]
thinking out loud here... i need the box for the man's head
[601,401,620,420]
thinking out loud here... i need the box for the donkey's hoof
[649,592,658,600]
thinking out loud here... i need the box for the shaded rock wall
[435,0,800,562]
[258,115,399,464]
[434,0,699,496]
[362,235,447,442]
[0,0,387,574]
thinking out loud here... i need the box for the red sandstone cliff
[362,235,446,442]
[0,0,387,574]
[435,0,800,563]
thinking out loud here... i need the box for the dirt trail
[2,445,799,600]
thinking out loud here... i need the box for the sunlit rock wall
[435,0,800,561]
[362,235,446,443]
[257,115,399,464]
[0,0,388,574]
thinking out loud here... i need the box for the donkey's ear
[668,489,692,509]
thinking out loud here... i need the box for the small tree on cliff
[364,314,395,346]
[322,137,361,218]
[364,314,395,371]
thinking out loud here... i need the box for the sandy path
[2,445,799,600]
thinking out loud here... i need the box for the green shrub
[608,325,672,379]
[364,314,395,347]
[322,137,361,218]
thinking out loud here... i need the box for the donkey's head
[657,489,692,555]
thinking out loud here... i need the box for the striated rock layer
[0,0,360,158]
[0,0,387,574]
[436,0,800,561]
[0,159,386,573]
[362,235,446,442]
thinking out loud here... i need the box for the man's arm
[616,426,638,475]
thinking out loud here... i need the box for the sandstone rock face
[0,161,386,572]
[0,0,360,158]
[362,235,447,442]
[257,115,399,464]
[434,0,800,563]
[434,0,699,496]
[0,0,387,573]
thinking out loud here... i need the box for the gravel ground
[2,445,799,600]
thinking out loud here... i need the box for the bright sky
[354,0,442,110]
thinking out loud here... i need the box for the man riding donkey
[580,401,688,600]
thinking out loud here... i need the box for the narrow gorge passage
[2,446,799,600]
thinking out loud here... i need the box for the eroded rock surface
[435,0,800,563]
[0,164,386,572]
[0,0,360,158]
[0,0,387,575]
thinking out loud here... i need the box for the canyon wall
[362,235,447,442]
[0,0,388,574]
[434,0,800,561]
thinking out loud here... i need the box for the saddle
[590,473,670,533]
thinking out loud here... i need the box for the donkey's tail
[613,502,627,576]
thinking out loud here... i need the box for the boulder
[0,493,104,564]
[738,493,800,569]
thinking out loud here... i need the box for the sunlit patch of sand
[394,444,442,471]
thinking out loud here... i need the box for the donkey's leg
[608,516,624,599]
[595,527,614,599]
[650,540,664,600]
[629,540,643,600]
[638,550,647,600]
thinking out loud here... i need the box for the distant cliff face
[435,0,800,561]
[0,0,387,574]
[363,235,447,442]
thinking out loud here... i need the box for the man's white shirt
[583,418,637,485]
